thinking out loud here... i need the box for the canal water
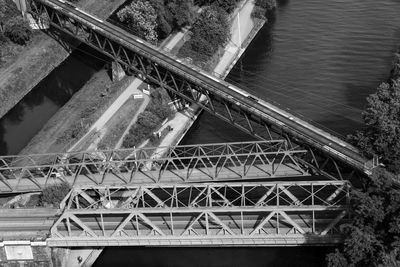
[93,0,400,266]
[0,44,106,155]
[181,0,400,145]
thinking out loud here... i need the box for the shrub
[252,6,266,19]
[149,104,173,120]
[0,32,7,46]
[255,0,277,11]
[4,17,32,45]
[40,182,71,207]
[137,111,161,129]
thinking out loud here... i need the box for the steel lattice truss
[27,0,371,183]
[0,141,310,193]
[48,180,349,247]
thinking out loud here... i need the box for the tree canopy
[117,0,195,42]
[348,57,400,173]
[117,1,158,43]
[326,168,400,267]
[190,5,229,57]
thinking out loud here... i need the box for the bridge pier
[55,248,103,267]
[111,61,126,82]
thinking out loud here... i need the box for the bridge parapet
[48,180,350,247]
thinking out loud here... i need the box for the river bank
[0,0,126,119]
[146,0,266,156]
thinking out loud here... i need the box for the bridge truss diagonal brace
[27,0,372,183]
[0,141,310,194]
[60,180,351,211]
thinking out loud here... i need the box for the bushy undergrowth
[0,0,32,45]
[40,182,71,207]
[122,89,173,148]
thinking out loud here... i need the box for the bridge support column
[111,61,126,82]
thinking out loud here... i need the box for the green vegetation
[327,168,400,267]
[327,52,400,266]
[253,0,277,19]
[196,0,241,13]
[348,52,400,174]
[179,4,230,67]
[117,0,195,43]
[40,182,71,207]
[0,0,32,46]
[97,96,144,150]
[122,89,173,148]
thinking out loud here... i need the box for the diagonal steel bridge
[0,0,375,246]
[25,0,377,182]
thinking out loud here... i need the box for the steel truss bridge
[0,141,312,193]
[0,0,373,246]
[48,180,349,247]
[26,0,376,183]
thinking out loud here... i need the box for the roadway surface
[0,208,57,239]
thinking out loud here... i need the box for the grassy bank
[0,0,126,119]
[19,70,135,155]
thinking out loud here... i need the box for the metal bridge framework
[48,180,349,247]
[0,141,311,193]
[27,0,371,183]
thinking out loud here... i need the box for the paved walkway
[68,26,190,152]
[214,0,255,76]
[151,0,256,156]
[68,79,146,152]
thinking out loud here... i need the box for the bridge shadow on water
[93,246,334,267]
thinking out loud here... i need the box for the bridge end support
[111,62,126,82]
[54,247,103,267]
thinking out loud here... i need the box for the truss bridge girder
[27,0,373,182]
[49,180,349,247]
[0,141,310,194]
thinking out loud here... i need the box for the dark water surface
[94,247,333,267]
[181,0,400,145]
[93,0,400,266]
[0,45,105,155]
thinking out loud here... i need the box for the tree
[0,0,20,32]
[348,77,400,173]
[117,1,158,43]
[4,16,32,45]
[190,5,229,56]
[326,168,400,267]
[255,0,277,11]
[213,0,240,13]
[137,111,161,130]
[167,0,195,28]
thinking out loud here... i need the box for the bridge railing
[48,180,350,247]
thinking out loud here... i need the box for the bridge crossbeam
[61,181,350,211]
[0,141,309,193]
[27,0,372,182]
[49,181,349,247]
